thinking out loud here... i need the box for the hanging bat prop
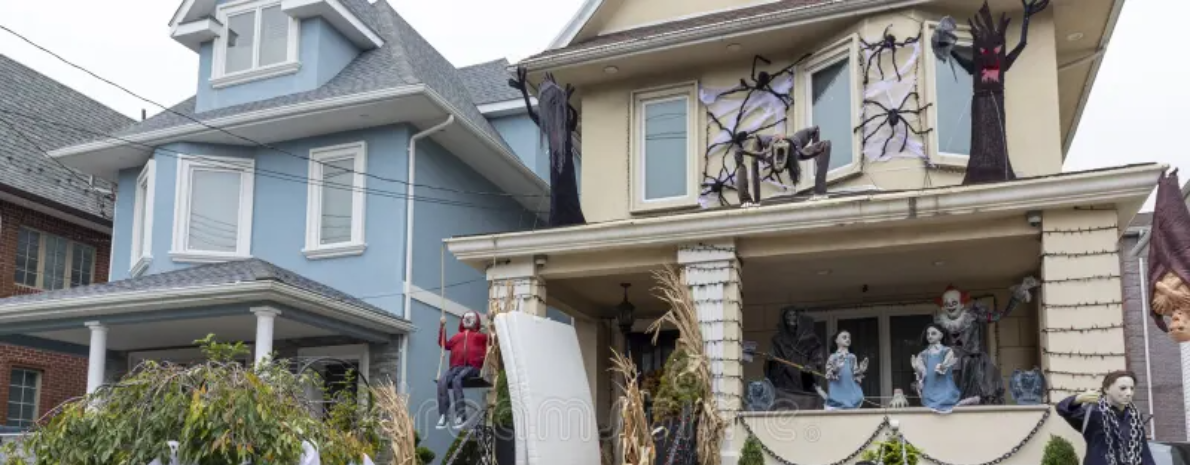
[933,0,1049,186]
[931,17,961,82]
[1147,169,1190,343]
[508,67,586,227]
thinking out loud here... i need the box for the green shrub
[738,435,764,465]
[651,348,704,422]
[1041,435,1079,465]
[414,432,435,465]
[860,438,921,465]
[494,370,514,429]
[443,433,482,465]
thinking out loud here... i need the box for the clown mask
[937,286,969,320]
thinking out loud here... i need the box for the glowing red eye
[994,46,1002,54]
[980,48,987,54]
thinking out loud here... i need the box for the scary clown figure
[437,311,487,429]
[933,277,1038,404]
[1057,370,1155,465]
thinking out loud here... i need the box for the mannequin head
[1101,371,1138,408]
[832,330,852,352]
[922,323,946,346]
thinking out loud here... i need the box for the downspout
[399,115,455,393]
[1139,253,1157,438]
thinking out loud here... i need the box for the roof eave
[1061,0,1125,160]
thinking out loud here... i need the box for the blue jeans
[437,366,478,417]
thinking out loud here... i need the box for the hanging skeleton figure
[932,0,1050,185]
[508,67,586,227]
[734,127,831,206]
[1147,169,1190,343]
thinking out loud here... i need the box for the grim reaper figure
[932,0,1050,185]
[508,67,586,227]
[934,277,1038,404]
[765,307,825,410]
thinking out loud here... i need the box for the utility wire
[0,23,548,200]
[0,116,111,219]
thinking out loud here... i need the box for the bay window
[925,22,975,167]
[212,0,300,88]
[130,160,156,276]
[304,141,367,258]
[800,36,861,183]
[170,155,255,262]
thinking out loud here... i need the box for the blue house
[1,0,563,457]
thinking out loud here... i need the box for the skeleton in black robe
[765,307,825,410]
[508,67,586,227]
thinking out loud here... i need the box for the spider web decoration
[697,54,807,208]
[857,29,933,162]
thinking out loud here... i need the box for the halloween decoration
[934,277,1038,404]
[824,330,869,410]
[745,379,776,412]
[733,129,832,205]
[508,67,585,227]
[933,0,1051,185]
[912,324,962,413]
[888,388,910,409]
[437,311,487,429]
[857,92,932,161]
[860,25,921,85]
[1146,169,1190,342]
[1056,371,1155,465]
[1010,367,1047,405]
[765,307,826,410]
[611,351,655,465]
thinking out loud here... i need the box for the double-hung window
[14,228,96,291]
[810,306,936,408]
[6,368,41,428]
[631,83,699,213]
[212,0,300,88]
[304,142,367,259]
[171,155,255,262]
[130,160,156,276]
[925,22,975,167]
[800,37,861,184]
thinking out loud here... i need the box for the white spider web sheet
[860,39,929,162]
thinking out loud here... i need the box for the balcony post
[85,322,107,395]
[251,307,282,365]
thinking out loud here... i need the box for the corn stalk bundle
[372,382,416,465]
[612,350,654,465]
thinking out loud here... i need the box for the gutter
[1139,256,1157,437]
[519,0,926,71]
[400,115,455,393]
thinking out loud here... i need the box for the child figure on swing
[437,311,487,429]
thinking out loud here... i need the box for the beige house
[446,0,1162,463]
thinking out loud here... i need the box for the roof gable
[458,59,521,105]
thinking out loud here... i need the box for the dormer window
[211,0,300,88]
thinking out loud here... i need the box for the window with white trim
[6,368,41,428]
[130,160,156,276]
[800,37,861,182]
[304,142,367,258]
[171,155,255,262]
[212,0,300,87]
[631,83,698,213]
[809,306,936,408]
[14,227,96,291]
[925,22,975,167]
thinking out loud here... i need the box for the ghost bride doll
[1057,371,1155,465]
[911,324,963,413]
[823,330,869,410]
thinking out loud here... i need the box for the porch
[0,259,410,398]
[445,164,1165,464]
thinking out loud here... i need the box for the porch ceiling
[31,314,336,352]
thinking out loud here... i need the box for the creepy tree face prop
[1148,170,1190,343]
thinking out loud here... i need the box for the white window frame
[6,368,41,429]
[808,304,935,404]
[798,35,863,187]
[170,155,255,263]
[630,82,700,214]
[130,160,156,277]
[14,227,98,291]
[923,21,975,169]
[210,0,301,89]
[304,141,367,259]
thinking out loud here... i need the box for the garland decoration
[1041,324,1124,333]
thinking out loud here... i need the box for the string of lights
[1041,324,1124,333]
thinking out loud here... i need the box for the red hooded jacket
[439,312,487,370]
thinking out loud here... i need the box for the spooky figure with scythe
[932,0,1050,185]
[508,67,586,227]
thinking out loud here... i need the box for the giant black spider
[712,54,810,111]
[860,25,921,85]
[855,92,933,159]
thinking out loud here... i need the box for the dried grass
[647,266,727,465]
[1154,272,1190,317]
[612,350,654,465]
[483,280,515,419]
[372,382,417,465]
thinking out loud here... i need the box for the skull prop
[462,312,480,331]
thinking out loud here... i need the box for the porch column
[487,258,547,317]
[677,241,742,465]
[85,322,107,394]
[252,307,282,365]
[1040,210,1127,402]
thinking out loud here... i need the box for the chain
[906,409,1050,465]
[736,415,889,465]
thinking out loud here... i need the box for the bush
[860,439,921,465]
[414,432,435,465]
[1041,435,1079,465]
[443,433,482,465]
[493,370,514,429]
[739,435,764,465]
[651,349,704,422]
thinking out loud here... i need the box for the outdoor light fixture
[604,65,620,74]
[617,283,636,353]
[1066,32,1084,42]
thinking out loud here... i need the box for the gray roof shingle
[0,55,133,220]
[458,59,521,105]
[0,258,397,319]
[107,1,514,156]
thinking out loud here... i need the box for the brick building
[0,55,131,432]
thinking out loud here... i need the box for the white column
[252,307,282,365]
[487,258,547,317]
[85,322,107,394]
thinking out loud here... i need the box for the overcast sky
[0,0,1183,210]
